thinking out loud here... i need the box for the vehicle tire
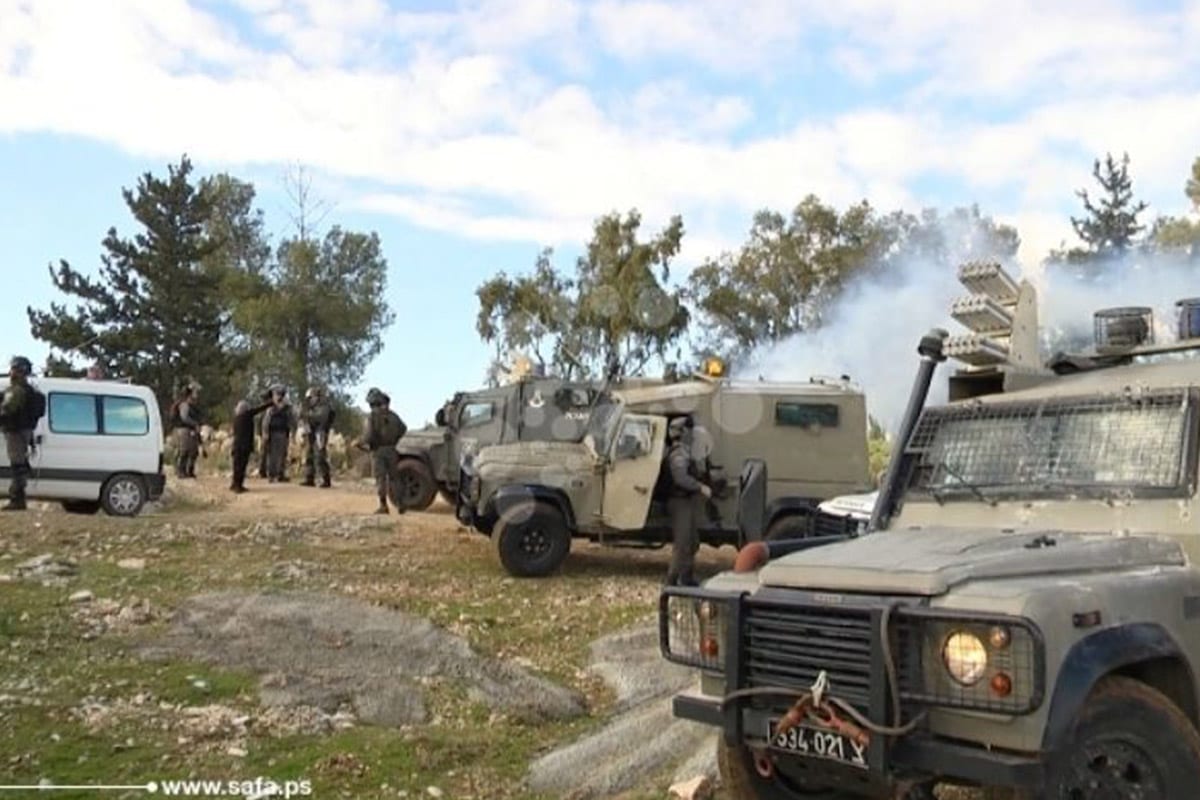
[717,741,863,799]
[765,513,811,542]
[395,459,436,510]
[1039,675,1200,799]
[492,500,571,578]
[101,474,147,517]
[61,500,101,515]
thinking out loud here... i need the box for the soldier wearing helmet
[170,381,203,479]
[663,414,712,586]
[358,387,408,514]
[300,385,335,488]
[0,356,36,510]
[262,384,295,482]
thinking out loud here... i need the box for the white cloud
[1,0,1198,270]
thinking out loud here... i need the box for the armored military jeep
[393,374,624,509]
[660,262,1200,798]
[456,372,872,577]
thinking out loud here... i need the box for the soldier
[358,388,407,514]
[663,415,712,586]
[170,383,202,479]
[0,356,37,511]
[229,397,272,493]
[262,385,295,482]
[256,387,272,479]
[300,386,335,488]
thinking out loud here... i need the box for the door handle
[634,485,649,494]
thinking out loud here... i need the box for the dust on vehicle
[457,358,873,577]
[661,262,1200,798]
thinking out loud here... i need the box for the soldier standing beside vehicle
[171,383,202,479]
[664,415,711,587]
[0,356,38,511]
[301,386,335,488]
[358,388,407,514]
[263,385,295,482]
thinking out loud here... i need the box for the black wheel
[101,474,147,517]
[61,500,101,515]
[395,459,436,510]
[765,513,811,542]
[1041,676,1200,799]
[492,501,571,578]
[717,741,864,799]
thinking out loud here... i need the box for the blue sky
[3,0,1200,426]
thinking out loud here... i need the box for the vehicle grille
[743,602,874,709]
[810,511,859,538]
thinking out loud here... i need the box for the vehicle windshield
[905,387,1193,500]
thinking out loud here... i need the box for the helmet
[667,416,690,439]
[366,387,385,406]
[305,386,321,400]
[9,356,32,375]
[270,383,286,397]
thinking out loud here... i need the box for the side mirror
[435,408,447,427]
[737,458,768,544]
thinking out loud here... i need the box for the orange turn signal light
[990,672,1013,698]
[700,634,720,658]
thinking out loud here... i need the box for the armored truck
[393,374,622,509]
[456,372,872,577]
[660,262,1200,798]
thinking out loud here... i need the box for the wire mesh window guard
[906,388,1193,498]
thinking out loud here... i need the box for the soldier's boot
[2,498,25,511]
[374,504,389,514]
[3,478,27,511]
[301,476,316,487]
[320,475,332,488]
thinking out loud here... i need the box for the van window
[775,402,839,428]
[103,396,150,435]
[49,393,99,434]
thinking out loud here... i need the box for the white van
[0,377,166,516]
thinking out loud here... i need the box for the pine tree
[1068,152,1149,258]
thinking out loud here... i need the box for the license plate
[769,720,868,769]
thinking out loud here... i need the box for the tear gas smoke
[740,238,1200,434]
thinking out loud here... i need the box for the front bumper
[673,691,1044,789]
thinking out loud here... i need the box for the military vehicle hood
[475,440,597,474]
[758,526,1185,596]
[397,425,444,450]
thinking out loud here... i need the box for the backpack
[21,386,46,431]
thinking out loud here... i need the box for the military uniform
[173,394,202,478]
[301,389,335,488]
[1,371,33,511]
[664,418,709,586]
[362,389,407,513]
[264,396,295,482]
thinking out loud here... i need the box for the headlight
[942,631,988,686]
[660,591,728,671]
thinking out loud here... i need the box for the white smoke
[740,234,1200,434]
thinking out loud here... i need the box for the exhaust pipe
[868,329,948,533]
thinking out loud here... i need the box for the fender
[1041,622,1197,751]
[394,444,435,461]
[489,484,577,531]
[764,496,820,529]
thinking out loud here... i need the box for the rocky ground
[0,474,736,799]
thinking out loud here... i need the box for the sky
[2,0,1200,426]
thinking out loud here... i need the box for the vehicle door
[601,413,666,529]
[451,390,507,468]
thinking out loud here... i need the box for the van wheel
[101,474,147,517]
[492,501,571,577]
[395,459,436,510]
[765,513,811,542]
[62,500,101,515]
[1040,676,1200,799]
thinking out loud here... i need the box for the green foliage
[26,155,242,419]
[235,228,394,395]
[1049,152,1149,272]
[1187,156,1200,211]
[1146,155,1200,263]
[476,210,688,380]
